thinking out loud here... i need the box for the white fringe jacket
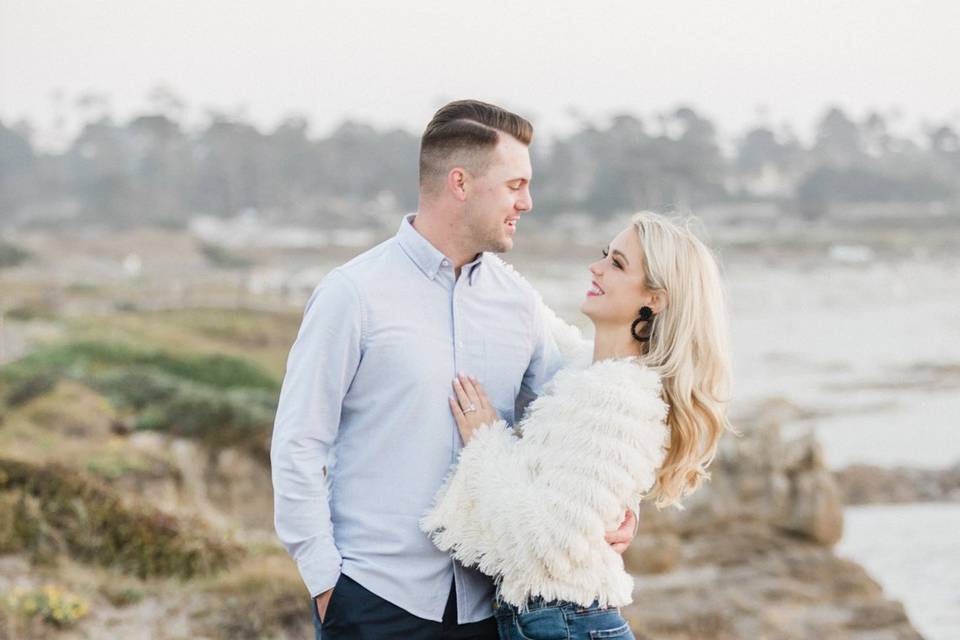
[420,301,670,609]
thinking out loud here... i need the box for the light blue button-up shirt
[271,214,562,623]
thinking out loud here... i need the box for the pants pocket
[589,621,634,639]
[515,606,568,640]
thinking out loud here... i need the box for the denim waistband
[494,594,605,614]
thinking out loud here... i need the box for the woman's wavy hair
[631,211,735,509]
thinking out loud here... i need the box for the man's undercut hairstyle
[419,100,533,193]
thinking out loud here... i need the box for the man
[271,100,637,639]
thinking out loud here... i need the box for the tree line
[1,101,958,229]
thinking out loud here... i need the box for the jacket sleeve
[421,361,669,602]
[270,270,362,598]
[419,419,529,577]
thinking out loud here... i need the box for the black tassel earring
[630,306,654,342]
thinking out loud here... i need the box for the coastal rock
[835,462,960,504]
[622,403,922,640]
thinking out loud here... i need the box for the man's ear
[446,167,468,202]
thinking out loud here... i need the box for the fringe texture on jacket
[420,296,670,609]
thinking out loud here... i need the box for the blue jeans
[493,596,635,640]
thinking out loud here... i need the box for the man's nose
[516,191,532,212]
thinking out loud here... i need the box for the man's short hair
[419,100,533,192]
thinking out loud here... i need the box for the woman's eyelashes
[601,247,623,270]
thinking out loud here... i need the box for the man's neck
[411,210,480,270]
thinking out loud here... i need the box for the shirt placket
[449,262,485,623]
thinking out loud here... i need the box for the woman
[420,212,733,640]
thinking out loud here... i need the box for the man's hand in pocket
[315,588,334,622]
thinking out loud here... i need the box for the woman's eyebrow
[611,248,630,265]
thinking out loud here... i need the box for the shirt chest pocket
[482,332,532,426]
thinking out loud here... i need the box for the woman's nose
[589,261,602,276]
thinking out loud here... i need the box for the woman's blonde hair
[631,211,734,509]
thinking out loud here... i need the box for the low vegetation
[1,339,279,454]
[0,457,241,579]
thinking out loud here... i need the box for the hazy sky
[2,0,959,145]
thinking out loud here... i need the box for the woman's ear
[648,290,668,316]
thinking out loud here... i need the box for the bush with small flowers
[4,585,90,628]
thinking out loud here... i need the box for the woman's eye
[601,247,622,269]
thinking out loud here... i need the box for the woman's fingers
[457,373,483,409]
[448,396,465,425]
[452,376,472,412]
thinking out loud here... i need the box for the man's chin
[484,238,513,254]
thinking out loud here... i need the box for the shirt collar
[396,213,484,283]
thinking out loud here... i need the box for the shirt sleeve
[270,270,363,598]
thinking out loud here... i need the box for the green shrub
[0,490,19,553]
[88,367,183,411]
[85,452,158,482]
[5,303,57,321]
[1,341,279,454]
[0,241,30,269]
[87,367,276,450]
[6,341,278,391]
[200,242,254,269]
[134,385,276,448]
[99,583,145,607]
[0,457,241,579]
[4,373,57,407]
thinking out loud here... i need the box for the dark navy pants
[313,573,498,640]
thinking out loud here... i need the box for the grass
[64,307,302,376]
[3,340,279,391]
[0,457,241,579]
[0,340,279,454]
[198,551,310,639]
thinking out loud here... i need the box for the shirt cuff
[297,551,343,598]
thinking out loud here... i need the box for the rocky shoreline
[834,463,960,505]
[621,400,924,640]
